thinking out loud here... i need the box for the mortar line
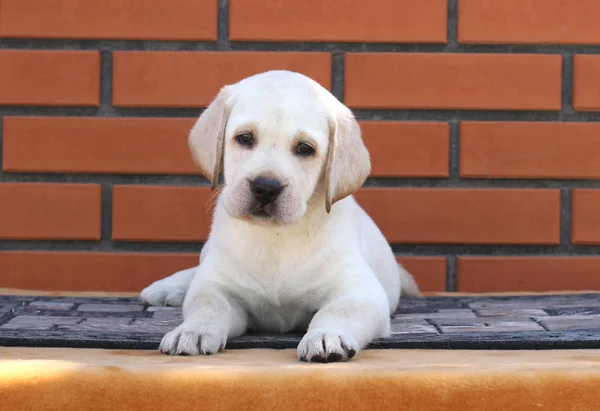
[561,53,574,118]
[447,0,458,50]
[99,50,115,116]
[6,38,600,54]
[448,120,460,180]
[332,53,345,102]
[6,172,600,188]
[100,185,113,250]
[5,240,600,256]
[447,255,457,292]
[5,106,600,121]
[217,0,230,50]
[560,189,573,247]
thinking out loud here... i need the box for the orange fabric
[1,347,599,411]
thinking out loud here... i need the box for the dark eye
[296,142,315,157]
[236,132,254,147]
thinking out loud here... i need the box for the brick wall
[1,0,600,293]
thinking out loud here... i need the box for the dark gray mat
[1,294,599,350]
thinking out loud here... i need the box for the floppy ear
[188,87,233,190]
[324,108,371,213]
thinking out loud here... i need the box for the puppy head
[189,70,370,225]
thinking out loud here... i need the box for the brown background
[1,0,600,293]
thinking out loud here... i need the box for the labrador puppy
[140,70,420,362]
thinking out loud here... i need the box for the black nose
[251,177,283,205]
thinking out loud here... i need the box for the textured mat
[1,293,599,350]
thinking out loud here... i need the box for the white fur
[140,70,419,362]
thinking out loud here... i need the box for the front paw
[297,329,360,363]
[159,322,227,356]
[140,279,186,307]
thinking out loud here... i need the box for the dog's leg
[297,273,390,363]
[159,283,248,356]
[139,266,198,307]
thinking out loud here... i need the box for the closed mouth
[248,204,273,218]
[251,209,270,218]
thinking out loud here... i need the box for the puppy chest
[243,300,314,333]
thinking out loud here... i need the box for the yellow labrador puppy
[140,70,419,362]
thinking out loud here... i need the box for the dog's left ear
[324,106,371,213]
[188,87,233,190]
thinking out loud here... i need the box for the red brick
[457,257,600,292]
[115,186,560,245]
[361,121,449,177]
[397,257,447,292]
[112,186,213,242]
[113,52,332,107]
[344,53,562,110]
[0,183,101,240]
[571,190,600,244]
[573,55,600,111]
[2,117,448,177]
[112,187,562,245]
[0,0,216,40]
[229,0,446,43]
[3,117,197,174]
[460,122,600,179]
[459,0,600,45]
[0,251,447,294]
[0,50,100,106]
[0,251,198,292]
[354,188,560,244]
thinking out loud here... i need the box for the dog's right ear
[188,87,233,190]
